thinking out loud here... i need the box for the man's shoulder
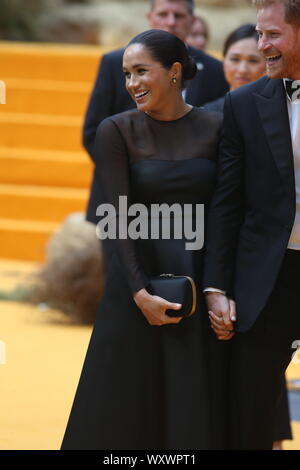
[102,47,126,62]
[230,76,271,101]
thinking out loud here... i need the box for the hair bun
[183,57,197,80]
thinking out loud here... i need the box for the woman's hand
[133,288,183,326]
[208,299,237,341]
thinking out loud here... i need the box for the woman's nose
[237,61,248,72]
[128,73,140,90]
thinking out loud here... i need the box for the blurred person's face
[146,0,194,42]
[186,18,208,51]
[256,2,300,79]
[224,37,266,90]
[123,43,179,116]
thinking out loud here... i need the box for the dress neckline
[144,107,195,124]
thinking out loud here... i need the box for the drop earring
[172,76,177,84]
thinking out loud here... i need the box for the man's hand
[205,293,236,341]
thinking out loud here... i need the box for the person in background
[186,15,210,51]
[205,24,266,111]
[204,22,292,452]
[83,0,228,229]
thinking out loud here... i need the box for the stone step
[0,218,59,261]
[0,112,83,152]
[3,78,92,116]
[0,184,88,222]
[0,147,93,188]
[0,41,107,82]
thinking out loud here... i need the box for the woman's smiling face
[123,43,175,114]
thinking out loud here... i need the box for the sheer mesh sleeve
[94,117,149,294]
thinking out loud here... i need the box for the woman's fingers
[217,332,235,341]
[208,310,225,326]
[145,297,183,325]
[229,299,237,322]
[165,301,182,311]
[209,310,235,332]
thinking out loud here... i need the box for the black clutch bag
[147,274,197,318]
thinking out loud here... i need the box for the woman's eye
[138,68,146,74]
[230,58,239,63]
[124,72,131,79]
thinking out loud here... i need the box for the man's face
[146,0,194,42]
[256,2,300,79]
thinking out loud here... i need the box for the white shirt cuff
[203,287,226,295]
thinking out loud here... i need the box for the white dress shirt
[286,80,300,250]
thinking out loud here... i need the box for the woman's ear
[170,62,182,84]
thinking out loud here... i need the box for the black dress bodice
[94,108,222,293]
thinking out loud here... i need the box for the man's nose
[258,35,270,53]
[165,13,176,26]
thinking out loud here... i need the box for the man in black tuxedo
[84,0,228,224]
[204,0,300,449]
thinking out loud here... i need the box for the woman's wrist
[133,288,149,305]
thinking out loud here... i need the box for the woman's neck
[145,97,192,122]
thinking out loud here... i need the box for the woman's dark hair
[223,24,258,57]
[126,29,197,88]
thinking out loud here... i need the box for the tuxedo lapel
[254,79,294,190]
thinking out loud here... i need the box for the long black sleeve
[94,117,149,294]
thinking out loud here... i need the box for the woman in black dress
[61,29,230,450]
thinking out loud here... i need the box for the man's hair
[150,0,194,15]
[253,0,300,26]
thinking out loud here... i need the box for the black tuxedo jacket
[83,46,228,223]
[203,76,296,332]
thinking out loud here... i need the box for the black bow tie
[284,79,300,102]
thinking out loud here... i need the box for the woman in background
[186,15,210,51]
[205,23,292,450]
